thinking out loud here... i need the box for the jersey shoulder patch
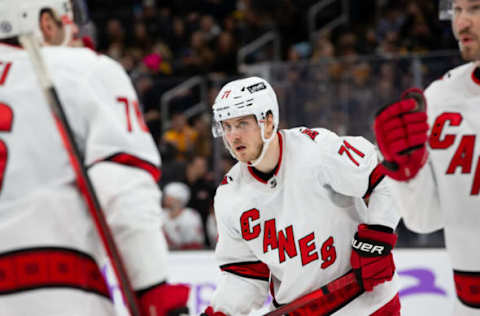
[220,175,234,185]
[289,126,333,143]
[217,162,242,189]
[299,127,319,141]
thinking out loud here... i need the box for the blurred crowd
[84,0,457,249]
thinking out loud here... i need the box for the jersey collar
[248,131,284,185]
[471,66,480,87]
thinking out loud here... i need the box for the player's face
[452,0,480,61]
[222,115,263,163]
[39,11,65,45]
[39,9,80,46]
[164,195,183,211]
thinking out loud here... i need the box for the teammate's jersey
[211,128,399,315]
[0,44,168,315]
[161,207,205,249]
[391,62,480,315]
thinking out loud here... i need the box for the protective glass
[439,0,452,20]
[72,0,89,25]
[212,120,224,138]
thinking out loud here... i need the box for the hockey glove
[137,282,190,316]
[201,306,227,316]
[374,88,429,181]
[351,224,397,292]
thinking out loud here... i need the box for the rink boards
[164,249,455,315]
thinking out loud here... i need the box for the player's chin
[236,153,250,163]
[460,46,480,61]
[236,151,254,163]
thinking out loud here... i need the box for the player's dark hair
[266,110,275,129]
[39,8,63,28]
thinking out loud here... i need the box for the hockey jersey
[210,128,400,315]
[161,207,205,249]
[0,44,168,315]
[391,62,480,315]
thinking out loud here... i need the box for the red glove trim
[220,261,270,281]
[202,306,227,316]
[454,270,480,308]
[363,164,386,200]
[137,282,190,316]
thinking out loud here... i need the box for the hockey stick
[18,33,141,316]
[264,270,363,316]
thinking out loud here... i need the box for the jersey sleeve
[210,191,269,315]
[76,54,167,290]
[319,132,378,198]
[390,160,444,233]
[365,174,401,229]
[80,54,160,178]
[88,162,169,290]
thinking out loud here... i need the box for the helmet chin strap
[246,124,275,167]
[60,24,73,46]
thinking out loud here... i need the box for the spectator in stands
[199,14,221,45]
[103,18,125,52]
[191,115,213,158]
[181,31,215,75]
[335,31,359,57]
[376,3,406,43]
[358,27,378,55]
[376,31,405,57]
[211,31,238,75]
[132,21,152,52]
[168,16,189,57]
[185,156,216,247]
[161,111,198,162]
[311,33,335,62]
[161,182,205,250]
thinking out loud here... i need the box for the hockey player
[0,0,188,315]
[373,0,480,315]
[161,182,205,250]
[38,0,95,49]
[202,77,401,315]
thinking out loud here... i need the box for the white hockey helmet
[0,0,87,45]
[212,76,279,166]
[164,182,191,208]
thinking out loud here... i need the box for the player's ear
[264,111,275,138]
[39,12,55,42]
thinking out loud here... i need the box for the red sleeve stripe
[220,261,270,281]
[99,153,161,181]
[454,269,480,308]
[363,164,385,199]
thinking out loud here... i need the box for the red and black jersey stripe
[91,152,161,182]
[363,164,386,200]
[220,261,270,281]
[0,247,110,298]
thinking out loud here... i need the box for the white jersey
[391,62,480,315]
[211,128,400,315]
[161,207,205,249]
[0,44,168,315]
